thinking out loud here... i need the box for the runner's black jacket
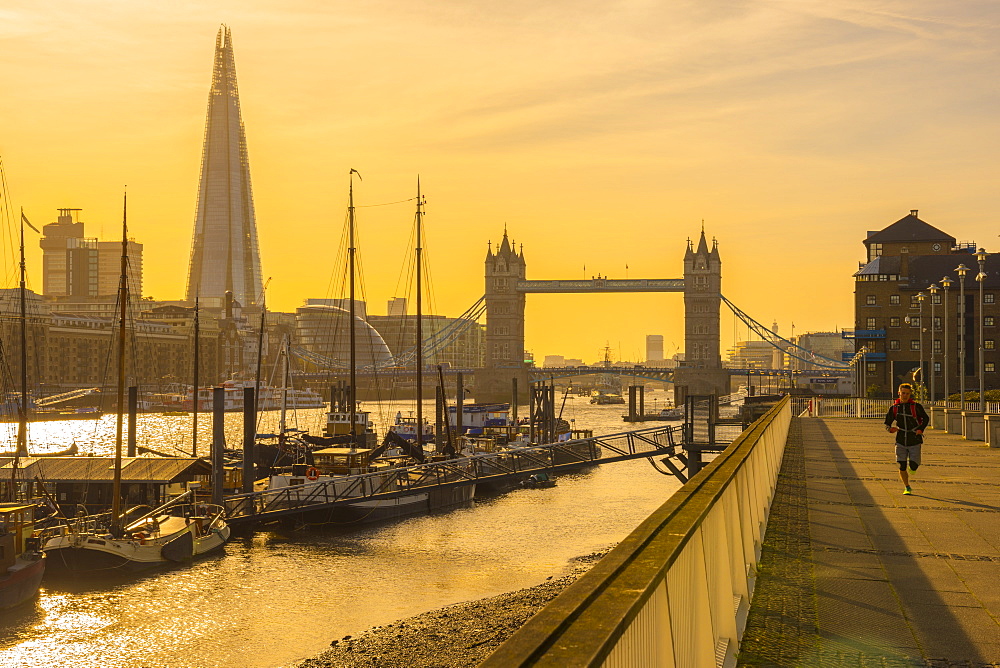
[883,400,928,446]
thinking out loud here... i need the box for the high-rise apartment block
[39,208,143,299]
[186,26,264,310]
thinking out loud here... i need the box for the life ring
[306,467,319,481]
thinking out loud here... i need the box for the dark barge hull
[0,556,45,609]
[281,483,476,527]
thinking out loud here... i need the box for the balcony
[842,329,886,339]
[842,351,886,361]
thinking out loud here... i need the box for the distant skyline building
[645,334,664,362]
[40,208,143,300]
[185,26,264,310]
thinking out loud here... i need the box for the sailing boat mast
[16,209,28,458]
[111,191,129,534]
[415,177,424,452]
[9,208,30,500]
[348,169,359,445]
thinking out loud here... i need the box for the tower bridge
[476,229,728,402]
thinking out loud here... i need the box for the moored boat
[41,493,230,572]
[0,504,45,610]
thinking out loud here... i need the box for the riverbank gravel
[295,548,610,668]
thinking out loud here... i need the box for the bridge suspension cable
[720,294,851,369]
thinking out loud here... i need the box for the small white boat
[41,493,230,573]
[658,407,684,419]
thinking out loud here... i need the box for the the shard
[185,26,264,309]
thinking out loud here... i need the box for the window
[986,340,995,350]
[890,295,900,305]
[889,317,901,328]
[910,340,920,351]
[866,362,877,374]
[866,317,877,330]
[986,294,995,304]
[866,295,876,306]
[932,294,942,305]
[934,362,942,373]
[908,316,920,328]
[910,295,920,307]
[868,243,883,262]
[933,316,942,331]
[933,340,942,353]
[987,316,995,327]
[889,339,900,350]
[988,362,996,373]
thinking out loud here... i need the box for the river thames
[0,396,683,668]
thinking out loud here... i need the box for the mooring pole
[511,377,518,426]
[127,386,138,457]
[242,386,255,494]
[435,385,445,452]
[456,372,464,438]
[212,386,225,506]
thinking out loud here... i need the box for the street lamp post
[928,284,939,403]
[976,248,988,411]
[917,292,927,400]
[942,275,953,404]
[957,264,969,410]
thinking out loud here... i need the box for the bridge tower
[674,230,729,399]
[476,231,529,401]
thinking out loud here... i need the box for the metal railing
[481,396,791,668]
[794,397,1000,419]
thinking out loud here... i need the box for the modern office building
[185,26,264,310]
[39,208,143,300]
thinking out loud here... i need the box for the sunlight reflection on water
[0,397,684,668]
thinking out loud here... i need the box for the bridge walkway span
[223,425,685,527]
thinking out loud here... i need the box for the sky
[0,1,997,364]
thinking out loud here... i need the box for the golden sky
[0,1,997,364]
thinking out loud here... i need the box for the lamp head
[917,292,926,302]
[941,275,953,288]
[976,248,988,263]
[956,264,969,277]
[928,283,939,294]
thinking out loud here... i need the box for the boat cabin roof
[313,447,374,456]
[0,456,211,483]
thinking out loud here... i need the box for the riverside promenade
[739,417,1000,666]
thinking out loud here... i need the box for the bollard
[985,414,1000,448]
[962,411,985,441]
[944,408,963,434]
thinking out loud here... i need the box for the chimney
[910,209,918,217]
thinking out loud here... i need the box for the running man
[884,382,929,494]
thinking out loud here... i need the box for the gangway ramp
[223,425,684,526]
[35,387,99,407]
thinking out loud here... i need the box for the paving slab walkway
[738,416,1000,667]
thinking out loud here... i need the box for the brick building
[853,210,995,399]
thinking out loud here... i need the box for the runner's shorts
[896,443,921,466]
